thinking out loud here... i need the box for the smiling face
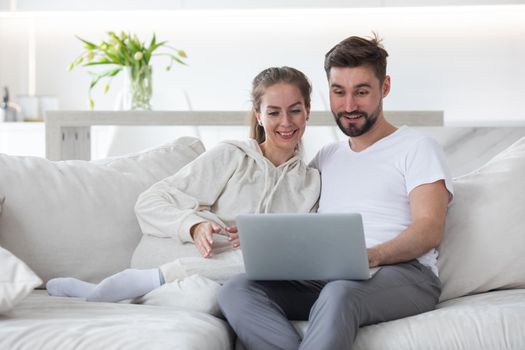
[257,83,310,157]
[329,65,390,138]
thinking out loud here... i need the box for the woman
[46,66,320,303]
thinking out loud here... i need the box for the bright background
[1,1,524,124]
[1,0,525,159]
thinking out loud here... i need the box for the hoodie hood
[220,139,306,213]
[221,138,305,168]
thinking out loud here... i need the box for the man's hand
[190,221,223,258]
[367,246,384,268]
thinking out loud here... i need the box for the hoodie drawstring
[263,161,293,213]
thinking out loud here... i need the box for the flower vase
[123,65,152,110]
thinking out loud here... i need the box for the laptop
[236,213,375,281]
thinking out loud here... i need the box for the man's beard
[334,102,382,137]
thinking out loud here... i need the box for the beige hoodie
[135,139,320,243]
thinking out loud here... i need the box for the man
[218,34,453,349]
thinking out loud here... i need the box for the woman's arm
[134,144,240,244]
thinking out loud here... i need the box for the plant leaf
[83,59,114,66]
[75,35,97,50]
[149,33,156,50]
[88,67,123,91]
[154,53,187,66]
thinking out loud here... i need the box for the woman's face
[257,83,310,154]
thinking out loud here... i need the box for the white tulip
[134,51,144,61]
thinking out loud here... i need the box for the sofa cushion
[437,136,525,302]
[0,137,204,285]
[0,290,234,350]
[0,246,42,313]
[273,289,525,350]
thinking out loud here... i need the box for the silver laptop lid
[236,213,370,281]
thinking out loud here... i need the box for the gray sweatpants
[217,260,441,350]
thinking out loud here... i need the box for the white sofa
[1,133,525,350]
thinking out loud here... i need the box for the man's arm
[367,180,450,267]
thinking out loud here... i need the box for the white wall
[5,0,525,11]
[1,5,525,125]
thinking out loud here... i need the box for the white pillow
[0,246,42,313]
[0,137,204,285]
[438,137,525,302]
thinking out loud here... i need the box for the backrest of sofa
[0,137,204,285]
[437,136,525,301]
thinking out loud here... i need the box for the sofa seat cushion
[281,289,525,350]
[0,290,233,350]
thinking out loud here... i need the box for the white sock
[87,268,161,303]
[47,277,96,298]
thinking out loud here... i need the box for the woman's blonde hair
[249,67,312,143]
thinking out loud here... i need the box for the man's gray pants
[217,260,441,350]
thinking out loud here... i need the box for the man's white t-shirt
[310,126,453,275]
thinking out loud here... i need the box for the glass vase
[123,65,152,110]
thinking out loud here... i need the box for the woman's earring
[258,120,263,126]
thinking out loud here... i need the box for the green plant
[68,31,187,109]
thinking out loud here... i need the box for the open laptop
[236,213,375,281]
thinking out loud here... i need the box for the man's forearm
[367,218,444,267]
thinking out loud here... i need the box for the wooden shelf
[45,110,443,160]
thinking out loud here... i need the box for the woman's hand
[224,226,240,249]
[190,221,223,258]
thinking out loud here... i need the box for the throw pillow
[0,137,204,285]
[0,246,42,313]
[438,136,525,302]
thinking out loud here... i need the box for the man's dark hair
[324,33,389,83]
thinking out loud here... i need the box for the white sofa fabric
[0,137,204,285]
[437,136,525,301]
[1,135,525,350]
[0,290,233,350]
[0,246,42,314]
[284,289,525,350]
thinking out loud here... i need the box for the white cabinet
[0,122,45,157]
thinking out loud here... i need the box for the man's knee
[317,280,364,311]
[217,274,253,311]
[305,280,363,345]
